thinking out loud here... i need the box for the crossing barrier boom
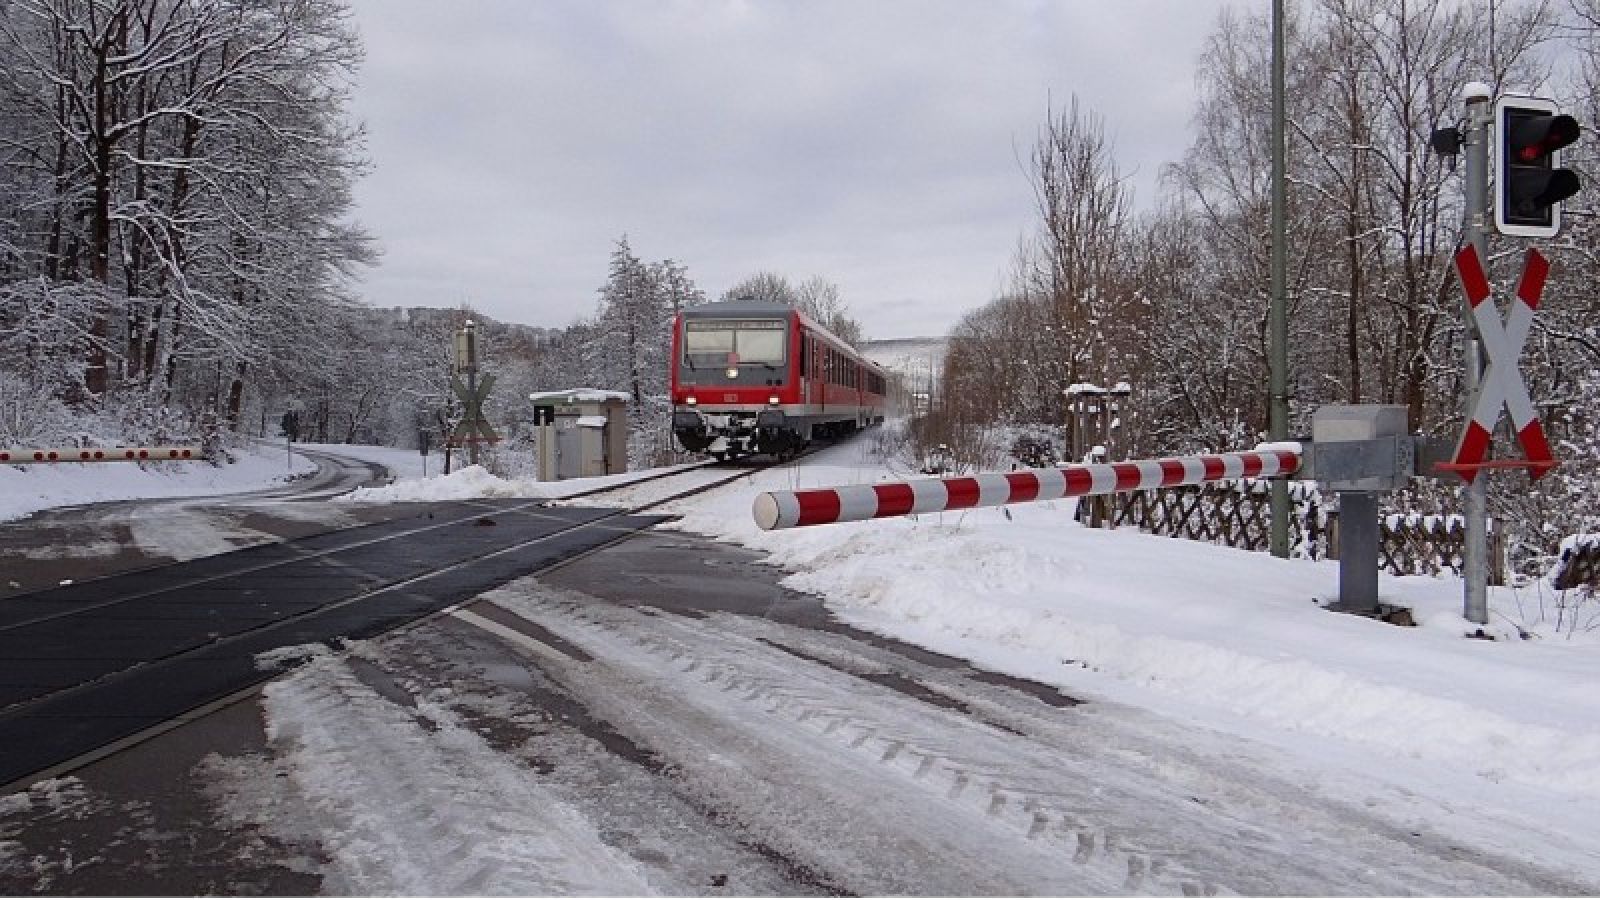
[0,447,203,464]
[752,448,1302,530]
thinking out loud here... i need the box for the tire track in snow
[257,650,654,896]
[473,586,1223,896]
[473,581,1592,897]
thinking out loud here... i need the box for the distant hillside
[861,337,947,382]
[365,306,561,348]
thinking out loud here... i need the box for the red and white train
[670,299,890,459]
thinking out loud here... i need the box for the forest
[1,0,1596,569]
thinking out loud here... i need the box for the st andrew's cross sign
[1445,245,1556,483]
[450,372,499,445]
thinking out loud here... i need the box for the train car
[670,299,889,460]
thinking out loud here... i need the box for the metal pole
[465,321,480,468]
[1268,0,1291,558]
[1335,491,1380,615]
[1461,84,1492,625]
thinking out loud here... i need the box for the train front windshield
[681,319,787,380]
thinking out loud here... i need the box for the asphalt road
[0,446,403,601]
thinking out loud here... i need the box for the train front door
[808,335,823,412]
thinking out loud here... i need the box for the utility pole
[1460,82,1493,625]
[1268,0,1291,558]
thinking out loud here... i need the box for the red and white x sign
[1450,245,1556,483]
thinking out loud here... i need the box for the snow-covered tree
[0,0,371,436]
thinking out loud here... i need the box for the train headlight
[768,396,780,406]
[725,367,738,379]
[686,396,698,406]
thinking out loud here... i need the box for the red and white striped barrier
[0,447,204,464]
[752,448,1301,530]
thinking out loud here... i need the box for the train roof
[679,299,797,319]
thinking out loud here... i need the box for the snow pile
[334,462,704,505]
[337,465,537,503]
[1558,533,1600,557]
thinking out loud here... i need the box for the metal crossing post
[1461,82,1492,626]
[1268,0,1291,559]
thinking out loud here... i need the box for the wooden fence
[1093,481,1506,584]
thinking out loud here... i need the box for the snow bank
[333,462,703,504]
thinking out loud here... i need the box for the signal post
[1439,83,1580,625]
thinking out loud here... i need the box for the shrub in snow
[1009,433,1060,469]
[0,370,72,447]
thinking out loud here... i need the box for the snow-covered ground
[6,434,1599,885]
[332,456,707,504]
[331,434,1600,878]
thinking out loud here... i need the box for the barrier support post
[1329,491,1379,615]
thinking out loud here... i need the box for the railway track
[547,450,815,511]
[0,451,792,793]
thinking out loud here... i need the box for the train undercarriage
[673,409,864,460]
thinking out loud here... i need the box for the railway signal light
[1494,94,1582,238]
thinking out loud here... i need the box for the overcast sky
[344,1,1236,340]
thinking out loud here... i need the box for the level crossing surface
[0,499,669,790]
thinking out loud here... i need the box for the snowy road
[3,443,1597,895]
[193,537,1592,896]
[0,445,390,598]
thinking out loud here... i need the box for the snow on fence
[1551,535,1600,592]
[752,449,1301,530]
[1107,481,1506,584]
[1106,479,1327,557]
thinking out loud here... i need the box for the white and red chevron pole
[753,448,1301,530]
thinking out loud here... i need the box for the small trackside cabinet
[529,389,629,480]
[1309,404,1413,492]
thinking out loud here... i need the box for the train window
[799,337,808,376]
[683,319,787,368]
